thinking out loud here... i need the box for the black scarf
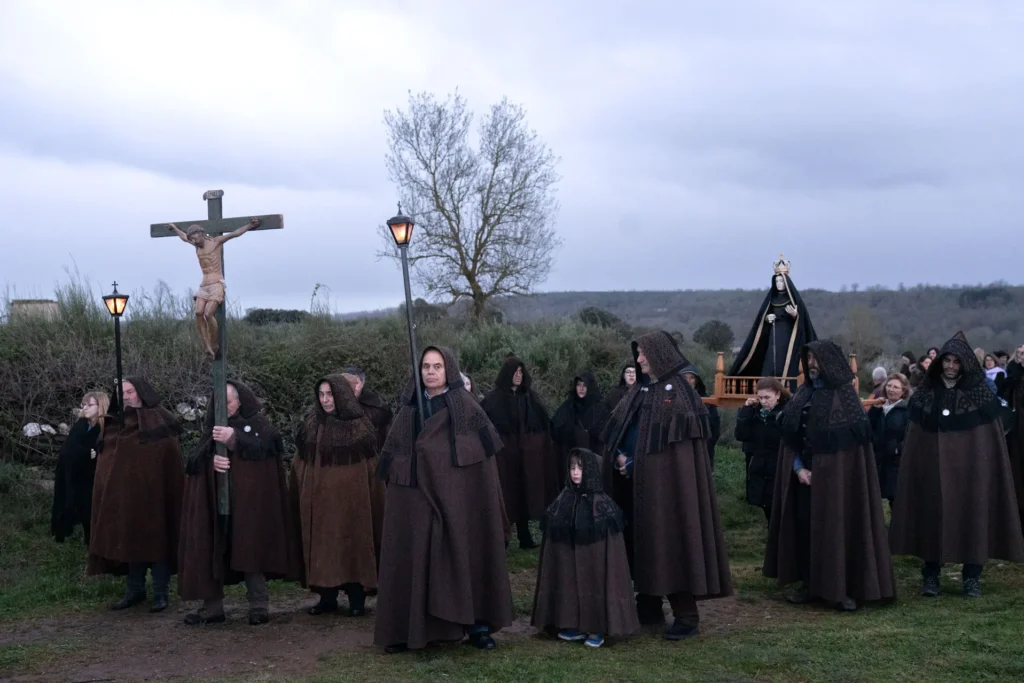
[542,448,625,546]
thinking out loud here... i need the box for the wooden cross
[150,190,283,528]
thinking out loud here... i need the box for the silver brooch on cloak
[665,384,673,391]
[941,409,950,416]
[244,425,252,432]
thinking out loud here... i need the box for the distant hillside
[486,284,1024,356]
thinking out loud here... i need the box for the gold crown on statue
[773,254,790,276]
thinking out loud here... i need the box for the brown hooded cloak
[291,374,385,590]
[88,376,184,575]
[531,448,639,637]
[374,346,513,650]
[890,332,1024,564]
[178,381,302,601]
[482,357,560,523]
[601,331,733,602]
[358,389,394,453]
[763,340,896,605]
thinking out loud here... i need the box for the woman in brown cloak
[891,332,1024,597]
[374,346,513,653]
[292,374,384,617]
[178,381,302,625]
[531,448,639,648]
[88,376,184,614]
[601,331,733,641]
[482,356,560,549]
[763,340,895,611]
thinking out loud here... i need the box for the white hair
[872,367,888,382]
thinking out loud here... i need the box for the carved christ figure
[168,218,261,358]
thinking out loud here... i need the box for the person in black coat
[551,371,608,487]
[734,378,788,521]
[867,373,911,507]
[681,365,720,470]
[51,391,109,545]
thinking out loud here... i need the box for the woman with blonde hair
[51,390,110,545]
[867,373,910,508]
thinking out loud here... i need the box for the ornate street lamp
[387,204,426,430]
[102,282,129,423]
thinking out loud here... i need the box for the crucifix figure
[167,217,259,358]
[151,190,283,530]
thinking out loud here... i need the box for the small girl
[531,448,639,647]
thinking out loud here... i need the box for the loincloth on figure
[193,280,226,304]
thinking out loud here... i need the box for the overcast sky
[2,1,1022,314]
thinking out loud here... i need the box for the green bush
[0,274,736,463]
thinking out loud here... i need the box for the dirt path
[1,587,809,682]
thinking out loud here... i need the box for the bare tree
[380,91,561,320]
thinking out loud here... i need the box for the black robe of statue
[731,273,817,382]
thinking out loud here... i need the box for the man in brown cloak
[340,366,394,452]
[374,346,513,653]
[764,340,895,611]
[178,381,301,625]
[88,376,184,613]
[482,356,559,549]
[292,374,385,616]
[891,332,1024,597]
[602,331,733,641]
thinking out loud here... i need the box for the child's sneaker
[557,629,586,641]
[584,633,605,648]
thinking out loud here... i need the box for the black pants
[315,583,365,605]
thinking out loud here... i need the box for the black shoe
[349,606,366,617]
[248,609,270,626]
[384,643,408,654]
[184,611,226,626]
[921,575,941,598]
[963,577,982,598]
[149,595,169,613]
[112,593,146,611]
[664,618,699,641]
[346,587,367,617]
[786,584,814,605]
[636,597,665,625]
[308,601,339,616]
[468,631,497,650]
[836,597,858,612]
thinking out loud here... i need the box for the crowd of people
[47,324,1024,653]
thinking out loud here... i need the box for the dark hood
[681,364,708,396]
[109,375,163,415]
[494,356,532,392]
[801,340,855,389]
[568,370,603,407]
[568,448,604,494]
[632,331,690,380]
[201,379,262,431]
[315,373,365,420]
[926,331,985,390]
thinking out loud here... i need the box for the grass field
[3,453,1024,682]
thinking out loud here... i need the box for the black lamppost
[102,282,129,423]
[387,204,426,429]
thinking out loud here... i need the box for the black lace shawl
[481,357,552,434]
[780,340,870,454]
[908,331,1003,433]
[295,374,378,467]
[377,346,501,487]
[600,331,710,457]
[541,448,625,546]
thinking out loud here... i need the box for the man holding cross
[167,217,261,358]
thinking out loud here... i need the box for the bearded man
[374,347,513,653]
[88,377,184,613]
[763,340,895,611]
[602,331,732,641]
[178,381,301,625]
[891,332,1024,597]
